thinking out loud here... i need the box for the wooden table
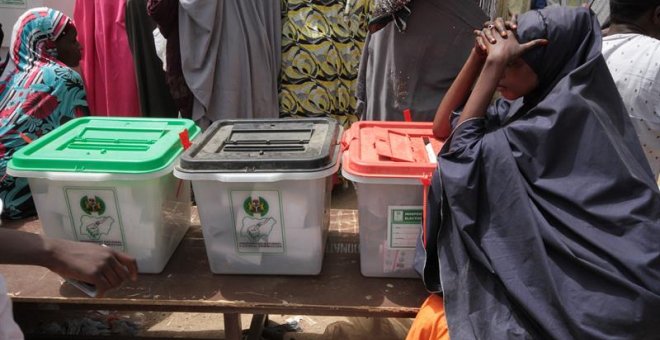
[0,209,427,339]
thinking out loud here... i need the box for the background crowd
[0,0,658,339]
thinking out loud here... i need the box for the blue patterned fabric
[0,8,88,219]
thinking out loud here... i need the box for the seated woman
[410,6,660,339]
[0,7,88,219]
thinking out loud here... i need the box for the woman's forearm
[0,228,52,267]
[0,227,138,296]
[457,57,506,125]
[433,49,486,139]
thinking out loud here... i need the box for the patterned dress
[280,0,371,128]
[0,8,88,219]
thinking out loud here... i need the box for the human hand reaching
[44,237,138,297]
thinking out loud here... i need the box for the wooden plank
[22,336,180,340]
[0,209,427,318]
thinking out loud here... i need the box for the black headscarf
[610,0,660,23]
[423,6,660,339]
[518,9,595,103]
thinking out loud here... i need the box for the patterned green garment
[280,0,371,128]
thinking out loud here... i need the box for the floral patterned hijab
[0,7,88,219]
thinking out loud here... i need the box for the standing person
[280,0,371,128]
[124,0,179,118]
[602,0,660,180]
[178,0,281,128]
[74,0,141,117]
[146,0,194,119]
[0,8,88,219]
[412,6,660,339]
[356,0,487,122]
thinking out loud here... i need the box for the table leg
[223,313,242,340]
[246,314,268,340]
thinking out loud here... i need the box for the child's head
[497,58,538,100]
[506,7,600,103]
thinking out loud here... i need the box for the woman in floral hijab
[0,7,87,219]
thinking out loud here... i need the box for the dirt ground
[139,312,412,339]
[16,308,413,339]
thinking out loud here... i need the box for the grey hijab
[422,6,660,339]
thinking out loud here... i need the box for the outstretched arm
[0,228,138,297]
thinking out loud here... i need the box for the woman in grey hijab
[414,6,660,339]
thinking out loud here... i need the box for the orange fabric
[406,294,450,340]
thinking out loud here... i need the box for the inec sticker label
[387,206,422,249]
[230,190,285,254]
[64,187,126,251]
